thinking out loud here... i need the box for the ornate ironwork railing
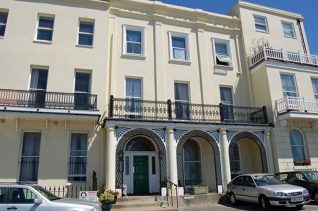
[109,96,268,125]
[248,47,318,69]
[0,89,97,110]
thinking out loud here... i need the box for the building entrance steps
[112,193,224,210]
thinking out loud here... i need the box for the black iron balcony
[0,89,97,110]
[109,96,268,125]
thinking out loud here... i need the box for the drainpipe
[297,19,307,54]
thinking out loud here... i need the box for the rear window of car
[233,176,244,185]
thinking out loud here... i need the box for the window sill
[76,44,93,48]
[168,59,191,66]
[33,40,52,45]
[214,64,234,70]
[284,35,297,39]
[0,36,3,39]
[121,54,146,60]
[255,29,270,34]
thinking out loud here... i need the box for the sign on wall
[79,191,98,202]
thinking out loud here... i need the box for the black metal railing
[43,185,92,198]
[0,89,97,110]
[165,178,178,208]
[109,96,268,125]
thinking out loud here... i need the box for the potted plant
[107,189,119,204]
[189,184,208,195]
[99,190,114,211]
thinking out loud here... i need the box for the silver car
[226,174,310,210]
[0,183,101,211]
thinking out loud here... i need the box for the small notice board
[79,191,98,202]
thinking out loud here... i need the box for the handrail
[165,178,178,208]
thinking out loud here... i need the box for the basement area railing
[108,96,268,125]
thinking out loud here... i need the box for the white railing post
[263,47,267,60]
[299,51,303,64]
[303,97,307,112]
[286,95,290,110]
[316,56,318,66]
[281,48,286,61]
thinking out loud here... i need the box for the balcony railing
[276,96,318,114]
[109,96,268,125]
[249,47,318,68]
[0,89,97,110]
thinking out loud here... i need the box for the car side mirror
[34,198,43,204]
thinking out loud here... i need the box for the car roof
[276,170,317,174]
[236,173,273,177]
[0,182,38,187]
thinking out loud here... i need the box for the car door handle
[242,188,246,191]
[7,206,18,210]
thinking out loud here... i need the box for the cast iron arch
[177,130,222,190]
[115,128,166,189]
[229,131,268,174]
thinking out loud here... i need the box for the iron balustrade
[0,89,97,110]
[109,96,268,125]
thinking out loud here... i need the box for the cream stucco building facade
[0,0,317,196]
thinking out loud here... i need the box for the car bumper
[268,196,310,207]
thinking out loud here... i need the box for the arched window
[183,139,202,185]
[289,129,309,165]
[125,137,155,151]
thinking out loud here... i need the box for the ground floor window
[68,133,88,182]
[183,139,201,185]
[290,129,310,165]
[19,132,41,182]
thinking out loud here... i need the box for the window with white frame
[68,133,88,182]
[311,78,318,100]
[36,15,54,42]
[0,11,8,37]
[125,78,142,115]
[169,32,189,61]
[220,86,234,120]
[280,73,298,97]
[78,20,94,46]
[74,71,91,109]
[289,129,308,165]
[19,132,41,182]
[282,22,296,38]
[253,15,268,32]
[123,25,144,55]
[214,40,232,66]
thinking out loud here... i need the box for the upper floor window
[30,68,48,108]
[214,40,232,66]
[169,32,189,61]
[125,77,142,114]
[282,22,296,38]
[36,15,54,42]
[78,20,94,46]
[174,82,190,120]
[311,78,318,100]
[123,25,145,55]
[74,71,91,109]
[220,86,234,120]
[0,11,8,37]
[68,133,88,182]
[280,74,298,97]
[253,15,268,32]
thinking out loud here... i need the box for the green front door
[133,156,149,194]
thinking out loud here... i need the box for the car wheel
[229,192,237,205]
[259,196,271,211]
[296,204,304,209]
[314,192,318,203]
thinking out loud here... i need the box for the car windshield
[303,171,318,182]
[253,175,284,186]
[33,185,61,201]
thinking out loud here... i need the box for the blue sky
[160,0,318,55]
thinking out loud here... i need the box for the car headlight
[273,192,287,197]
[303,189,309,195]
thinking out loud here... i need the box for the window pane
[281,74,297,96]
[69,133,87,182]
[9,188,38,204]
[0,25,5,36]
[184,140,200,161]
[127,30,141,42]
[255,24,267,31]
[126,78,141,98]
[290,129,304,145]
[172,36,185,48]
[19,132,41,182]
[152,156,156,175]
[78,34,93,46]
[0,187,7,204]
[215,43,228,55]
[75,72,90,93]
[291,146,305,161]
[0,12,8,23]
[254,16,266,25]
[220,87,233,104]
[127,43,142,54]
[312,78,318,98]
[37,29,53,41]
[174,83,189,101]
[173,48,186,60]
[184,162,202,186]
[39,17,54,28]
[125,156,129,175]
[283,23,293,31]
[79,22,94,33]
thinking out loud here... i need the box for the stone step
[113,195,162,210]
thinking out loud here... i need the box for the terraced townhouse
[0,0,317,196]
